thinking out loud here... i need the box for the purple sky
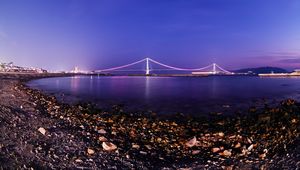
[0,0,300,71]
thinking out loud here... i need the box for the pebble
[234,142,241,148]
[75,159,83,163]
[132,144,140,149]
[248,144,254,151]
[192,150,201,155]
[98,129,107,134]
[87,148,95,155]
[212,147,220,153]
[38,127,46,135]
[259,153,266,159]
[219,150,232,157]
[102,142,117,151]
[186,136,197,147]
[98,136,107,142]
[139,151,147,155]
[218,132,224,137]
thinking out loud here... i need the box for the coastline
[0,73,300,169]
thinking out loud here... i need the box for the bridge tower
[212,63,216,74]
[146,57,150,75]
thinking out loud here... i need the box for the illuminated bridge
[95,58,233,75]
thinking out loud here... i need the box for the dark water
[27,76,300,116]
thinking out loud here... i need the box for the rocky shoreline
[0,74,300,169]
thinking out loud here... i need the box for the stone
[98,129,107,134]
[212,147,220,153]
[218,132,224,137]
[102,142,117,151]
[192,150,201,155]
[87,148,95,155]
[234,142,241,148]
[259,153,266,159]
[38,127,46,135]
[139,151,147,155]
[219,150,231,157]
[132,144,140,149]
[247,144,254,151]
[98,136,107,142]
[186,136,197,148]
[145,145,152,150]
[75,159,83,163]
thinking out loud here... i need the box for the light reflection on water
[27,76,300,116]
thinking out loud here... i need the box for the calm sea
[27,76,300,116]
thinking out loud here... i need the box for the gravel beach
[0,74,300,169]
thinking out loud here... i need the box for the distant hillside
[234,67,288,74]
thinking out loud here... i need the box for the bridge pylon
[213,63,216,74]
[146,57,150,75]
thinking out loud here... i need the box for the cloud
[269,51,300,64]
[277,57,300,64]
[269,51,300,56]
[248,50,300,59]
[243,50,300,68]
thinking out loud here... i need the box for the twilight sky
[0,0,300,71]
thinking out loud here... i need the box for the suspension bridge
[94,58,233,75]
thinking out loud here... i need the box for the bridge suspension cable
[95,57,232,74]
[214,63,232,74]
[148,58,214,71]
[95,58,146,72]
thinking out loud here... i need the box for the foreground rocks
[0,80,143,169]
[0,77,300,169]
